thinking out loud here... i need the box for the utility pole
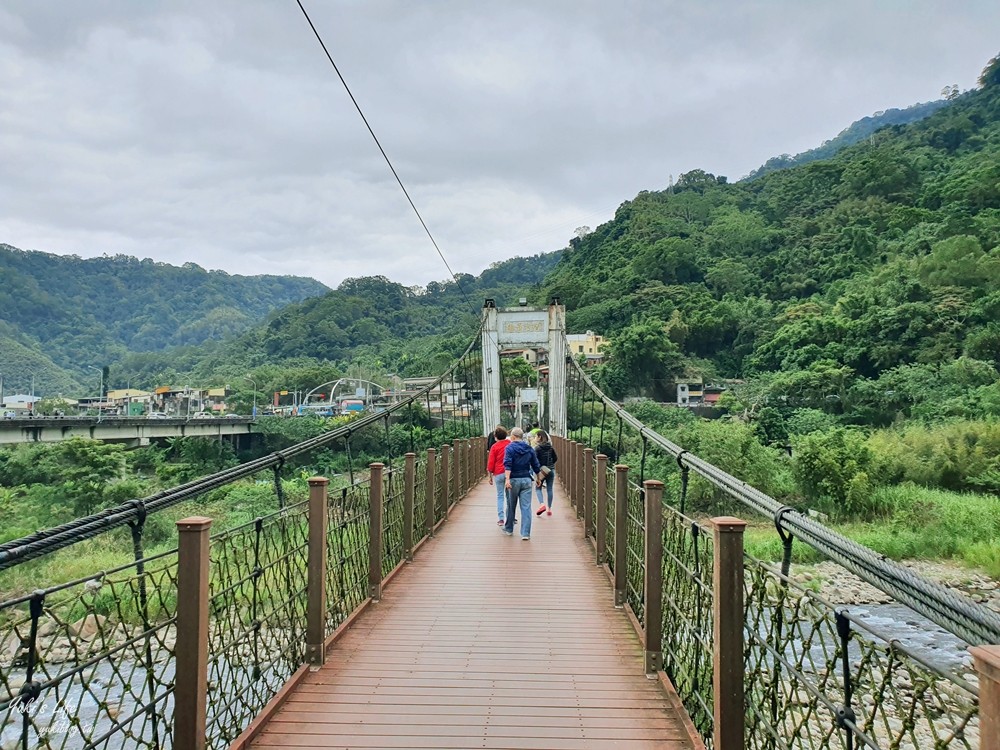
[87,366,103,414]
[245,376,258,417]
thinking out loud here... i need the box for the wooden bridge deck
[247,479,698,749]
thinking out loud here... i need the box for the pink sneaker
[547,509,552,516]
[535,505,547,516]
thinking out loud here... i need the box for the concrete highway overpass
[0,416,255,447]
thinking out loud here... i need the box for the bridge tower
[480,299,566,437]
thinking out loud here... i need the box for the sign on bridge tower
[480,299,566,437]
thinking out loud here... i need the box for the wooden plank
[267,711,681,729]
[248,480,696,750]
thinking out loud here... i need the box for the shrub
[792,428,890,518]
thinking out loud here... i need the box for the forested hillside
[543,54,1000,429]
[743,98,948,180]
[115,250,562,387]
[0,246,328,393]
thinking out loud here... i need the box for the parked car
[147,412,168,419]
[191,412,215,419]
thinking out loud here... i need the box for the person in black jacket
[533,430,558,516]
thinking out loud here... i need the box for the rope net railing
[604,461,616,574]
[561,342,1000,645]
[204,504,309,748]
[744,556,980,750]
[381,467,406,578]
[661,505,715,743]
[624,480,646,623]
[560,341,989,750]
[0,328,486,749]
[0,551,178,749]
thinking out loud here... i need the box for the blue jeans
[504,477,533,538]
[535,470,555,506]
[493,473,506,520]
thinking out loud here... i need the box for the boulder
[68,614,107,641]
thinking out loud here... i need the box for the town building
[565,330,607,366]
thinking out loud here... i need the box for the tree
[605,319,684,398]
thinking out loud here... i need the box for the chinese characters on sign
[502,321,544,334]
[496,312,549,345]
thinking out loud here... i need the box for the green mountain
[541,53,1000,424]
[0,246,329,394]
[115,251,563,387]
[744,99,950,181]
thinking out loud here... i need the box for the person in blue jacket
[503,427,541,540]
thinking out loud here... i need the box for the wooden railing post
[971,646,1000,750]
[595,454,608,565]
[569,441,577,511]
[583,448,594,538]
[576,442,585,520]
[425,448,436,537]
[174,516,211,750]
[306,477,329,667]
[452,438,462,503]
[368,463,384,602]
[439,444,450,520]
[614,464,629,606]
[643,480,664,674]
[403,453,416,561]
[464,439,470,492]
[554,436,563,486]
[712,516,747,750]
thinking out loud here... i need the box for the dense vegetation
[5,55,1000,579]
[0,246,329,394]
[113,250,561,390]
[743,98,949,180]
[549,54,1000,574]
[546,54,1000,424]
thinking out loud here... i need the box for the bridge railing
[0,325,487,748]
[0,546,180,748]
[743,554,980,750]
[555,346,998,750]
[555,435,988,750]
[0,439,486,750]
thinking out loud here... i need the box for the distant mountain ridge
[743,98,950,181]
[0,245,329,394]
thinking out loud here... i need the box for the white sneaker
[521,535,530,541]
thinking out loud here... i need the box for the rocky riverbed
[792,559,1000,614]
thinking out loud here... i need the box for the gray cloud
[1,1,997,288]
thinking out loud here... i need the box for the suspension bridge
[0,300,996,750]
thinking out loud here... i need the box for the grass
[743,484,1000,578]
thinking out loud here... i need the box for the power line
[294,0,475,309]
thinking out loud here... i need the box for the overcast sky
[1,2,997,290]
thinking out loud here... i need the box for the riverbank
[790,559,1000,614]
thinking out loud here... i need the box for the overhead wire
[293,0,476,313]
